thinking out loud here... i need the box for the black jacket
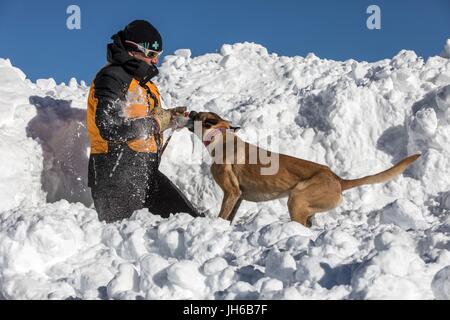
[88,32,161,188]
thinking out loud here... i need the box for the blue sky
[0,0,449,83]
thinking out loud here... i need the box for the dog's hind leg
[288,194,314,227]
[287,173,342,227]
[287,179,315,226]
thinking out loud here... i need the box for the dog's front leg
[219,192,242,222]
[212,164,242,222]
[226,197,243,222]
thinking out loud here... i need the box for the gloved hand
[152,107,189,131]
[152,107,172,131]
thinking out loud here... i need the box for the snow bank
[1,39,450,300]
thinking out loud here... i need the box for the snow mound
[1,39,450,299]
[432,266,450,300]
[441,39,450,59]
[380,199,427,230]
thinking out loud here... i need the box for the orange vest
[87,79,163,154]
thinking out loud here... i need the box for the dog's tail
[339,154,421,192]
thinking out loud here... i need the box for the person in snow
[87,20,201,222]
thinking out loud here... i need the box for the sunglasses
[125,40,163,59]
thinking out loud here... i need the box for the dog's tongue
[204,127,227,147]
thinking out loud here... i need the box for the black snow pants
[88,143,200,223]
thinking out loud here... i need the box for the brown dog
[187,111,420,227]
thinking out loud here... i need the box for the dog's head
[187,111,240,139]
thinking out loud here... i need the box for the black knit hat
[122,20,163,52]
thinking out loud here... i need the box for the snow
[441,39,450,59]
[174,49,192,59]
[106,263,140,299]
[1,39,450,300]
[431,266,450,300]
[380,199,427,230]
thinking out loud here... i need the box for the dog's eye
[204,118,218,126]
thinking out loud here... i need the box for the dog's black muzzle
[187,111,198,132]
